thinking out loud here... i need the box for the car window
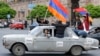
[43,29,52,37]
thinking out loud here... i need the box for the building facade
[1,0,100,20]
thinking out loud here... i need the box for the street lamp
[7,14,11,26]
[7,14,11,23]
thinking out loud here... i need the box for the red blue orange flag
[48,0,69,23]
[74,7,87,16]
[74,7,93,23]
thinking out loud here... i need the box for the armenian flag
[74,7,87,16]
[74,7,93,24]
[48,0,69,23]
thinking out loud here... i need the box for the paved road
[0,28,100,56]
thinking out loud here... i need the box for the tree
[0,2,16,19]
[0,7,16,19]
[27,5,52,20]
[0,2,10,8]
[85,4,100,18]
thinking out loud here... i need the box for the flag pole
[44,0,52,26]
[44,9,48,20]
[44,0,50,20]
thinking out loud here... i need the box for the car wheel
[70,46,82,56]
[11,44,25,56]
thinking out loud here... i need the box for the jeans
[74,29,87,37]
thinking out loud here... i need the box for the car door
[50,29,72,52]
[33,37,54,51]
[51,37,71,52]
[33,29,55,51]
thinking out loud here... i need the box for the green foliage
[0,2,16,19]
[85,4,100,18]
[0,2,10,8]
[27,5,52,20]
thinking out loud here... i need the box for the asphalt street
[0,28,100,56]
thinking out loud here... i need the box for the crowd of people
[29,12,93,38]
[73,13,93,37]
[0,13,93,38]
[0,20,8,28]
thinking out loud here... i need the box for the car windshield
[29,26,41,35]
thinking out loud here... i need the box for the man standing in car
[52,21,69,38]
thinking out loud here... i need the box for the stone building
[79,0,100,6]
[0,0,100,20]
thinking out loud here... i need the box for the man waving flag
[48,0,69,23]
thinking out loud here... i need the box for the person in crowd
[32,20,39,26]
[89,16,93,26]
[36,17,41,24]
[50,19,55,25]
[4,21,7,27]
[44,29,51,38]
[74,15,87,37]
[0,20,2,23]
[40,19,49,24]
[24,20,28,28]
[80,13,90,32]
[36,18,49,25]
[52,20,68,38]
[30,20,39,30]
[75,16,83,30]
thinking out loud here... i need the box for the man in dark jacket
[36,18,49,25]
[52,21,69,38]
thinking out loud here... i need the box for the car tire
[70,46,82,56]
[11,44,25,56]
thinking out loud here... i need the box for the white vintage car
[2,26,99,56]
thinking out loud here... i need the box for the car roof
[35,26,55,29]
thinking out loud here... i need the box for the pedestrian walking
[24,20,28,28]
